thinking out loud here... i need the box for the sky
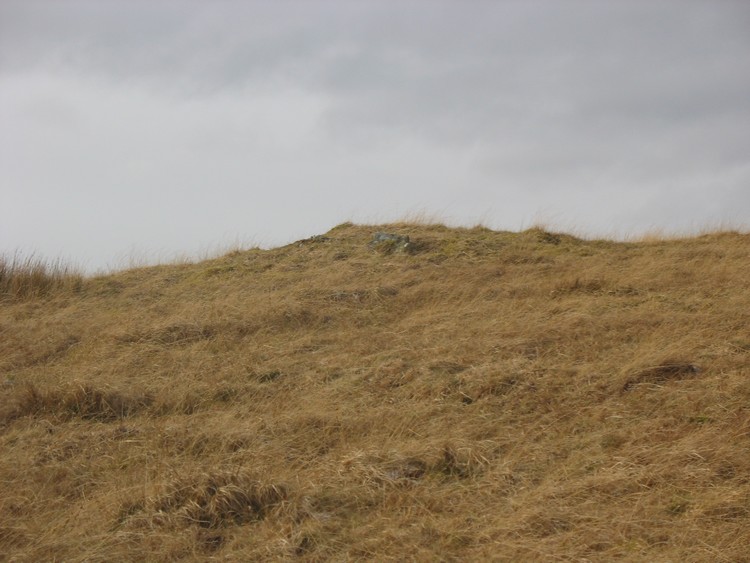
[2,1,749,272]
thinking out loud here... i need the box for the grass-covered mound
[1,223,749,561]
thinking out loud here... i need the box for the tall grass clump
[0,252,83,300]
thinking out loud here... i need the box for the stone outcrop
[369,232,412,253]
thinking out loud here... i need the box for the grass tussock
[120,471,291,530]
[1,222,750,561]
[2,383,152,423]
[0,253,83,300]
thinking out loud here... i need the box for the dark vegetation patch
[116,322,218,346]
[525,513,574,537]
[551,278,640,297]
[120,471,291,531]
[428,361,469,376]
[323,286,399,304]
[434,444,491,479]
[255,370,282,383]
[552,277,606,296]
[622,361,702,391]
[295,235,331,246]
[465,375,520,401]
[115,318,266,346]
[0,526,28,549]
[533,229,563,245]
[342,444,492,487]
[0,383,223,424]
[1,383,152,424]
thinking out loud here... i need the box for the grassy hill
[1,222,749,561]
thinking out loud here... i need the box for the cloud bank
[2,1,749,270]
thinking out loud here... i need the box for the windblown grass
[0,252,83,300]
[1,222,749,561]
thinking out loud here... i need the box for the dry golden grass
[1,222,749,561]
[0,253,83,301]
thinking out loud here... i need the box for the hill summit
[2,222,749,561]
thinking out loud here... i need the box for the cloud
[1,1,749,269]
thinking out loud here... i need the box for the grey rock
[369,232,412,253]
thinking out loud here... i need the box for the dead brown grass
[0,253,83,301]
[1,222,749,561]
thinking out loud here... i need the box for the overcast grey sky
[2,1,749,271]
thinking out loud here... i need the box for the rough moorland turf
[1,223,749,561]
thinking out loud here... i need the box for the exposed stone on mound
[369,232,412,253]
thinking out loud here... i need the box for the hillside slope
[1,222,750,561]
